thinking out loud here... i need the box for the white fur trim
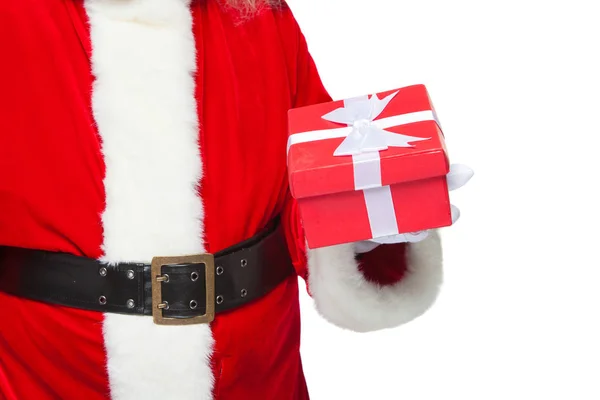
[307,231,443,332]
[85,1,214,399]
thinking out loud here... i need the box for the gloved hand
[354,163,473,253]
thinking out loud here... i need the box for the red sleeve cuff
[356,243,408,286]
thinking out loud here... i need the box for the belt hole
[216,295,224,305]
[98,295,107,305]
[99,267,107,277]
[189,300,198,309]
[126,270,135,280]
[241,259,248,268]
[216,266,224,275]
[241,289,247,298]
[126,299,135,309]
[190,271,199,281]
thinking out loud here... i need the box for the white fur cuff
[307,231,443,332]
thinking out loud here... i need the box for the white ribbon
[362,185,401,238]
[287,94,436,156]
[287,90,440,241]
[322,91,431,156]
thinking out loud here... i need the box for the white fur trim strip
[307,231,443,332]
[85,1,214,399]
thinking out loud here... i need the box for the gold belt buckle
[150,254,216,325]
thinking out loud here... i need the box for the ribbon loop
[322,91,431,157]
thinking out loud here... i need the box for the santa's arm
[282,193,443,332]
[281,10,444,332]
[305,233,442,332]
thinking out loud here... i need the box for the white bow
[321,91,430,156]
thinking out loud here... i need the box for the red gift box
[286,84,453,249]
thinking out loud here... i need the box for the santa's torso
[0,1,329,399]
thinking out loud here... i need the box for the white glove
[354,163,473,253]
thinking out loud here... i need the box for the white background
[287,1,600,399]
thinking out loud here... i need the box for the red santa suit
[0,1,443,399]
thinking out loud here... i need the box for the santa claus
[0,0,471,399]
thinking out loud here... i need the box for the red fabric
[357,243,408,286]
[0,1,408,399]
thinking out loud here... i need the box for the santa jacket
[0,1,443,399]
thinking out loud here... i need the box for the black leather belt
[0,218,295,325]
